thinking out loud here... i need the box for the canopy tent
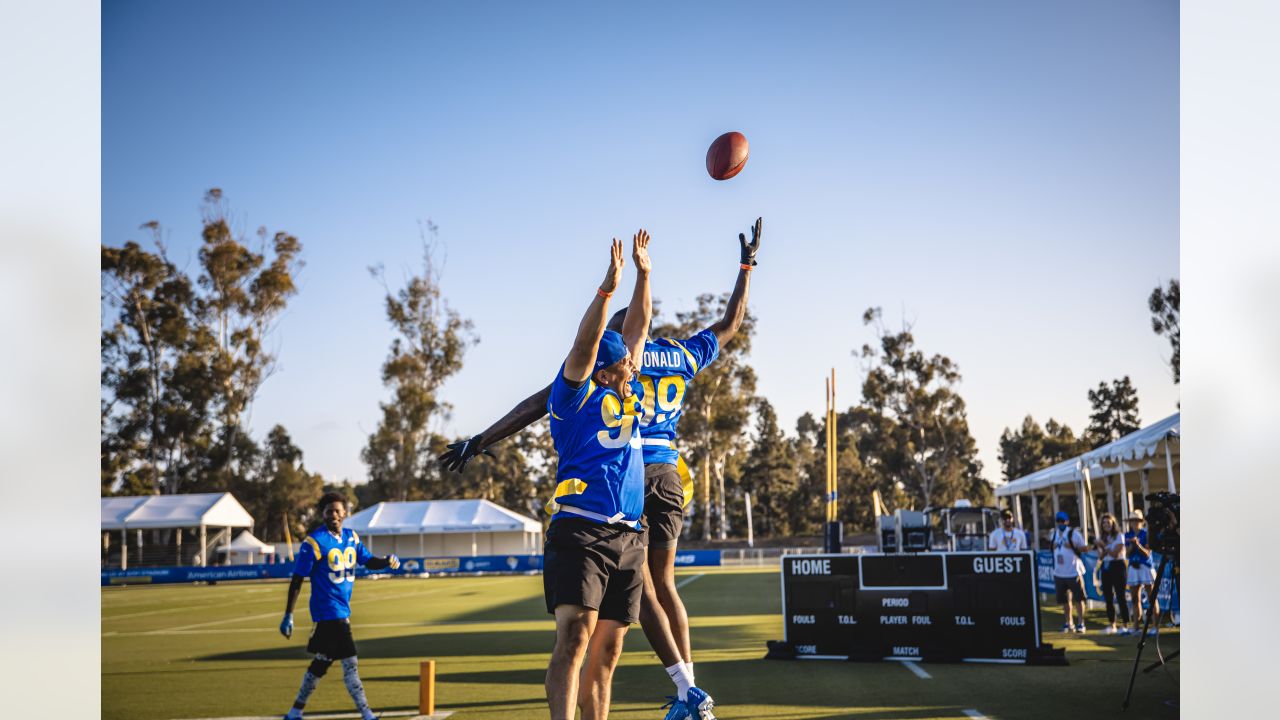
[216,530,276,565]
[101,492,255,569]
[1082,412,1180,473]
[995,413,1179,544]
[346,498,543,557]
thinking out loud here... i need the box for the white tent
[216,530,277,565]
[101,492,255,569]
[345,498,543,557]
[995,413,1179,543]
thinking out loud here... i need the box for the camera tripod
[1121,548,1179,710]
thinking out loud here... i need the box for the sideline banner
[674,550,722,567]
[102,550,725,586]
[1035,550,1179,613]
[102,553,544,586]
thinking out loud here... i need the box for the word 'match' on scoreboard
[778,552,1042,663]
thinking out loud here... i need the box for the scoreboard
[779,552,1041,663]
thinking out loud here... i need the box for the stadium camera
[894,509,932,553]
[1122,491,1180,711]
[1143,491,1179,556]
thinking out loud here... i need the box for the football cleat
[661,696,688,720]
[685,687,716,720]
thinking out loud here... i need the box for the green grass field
[102,567,1178,720]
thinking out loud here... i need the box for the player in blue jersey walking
[535,230,653,720]
[440,219,760,720]
[277,492,400,720]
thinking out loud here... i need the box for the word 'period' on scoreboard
[772,552,1059,665]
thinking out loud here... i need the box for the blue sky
[102,0,1179,488]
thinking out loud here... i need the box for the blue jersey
[633,330,720,466]
[546,364,645,527]
[293,526,374,621]
[1125,529,1152,567]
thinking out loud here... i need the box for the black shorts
[642,463,685,549]
[543,517,644,623]
[1054,575,1087,604]
[307,618,357,659]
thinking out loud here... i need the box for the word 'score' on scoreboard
[766,552,1066,665]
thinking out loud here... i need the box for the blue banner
[1035,550,1179,613]
[102,554,544,586]
[673,549,721,567]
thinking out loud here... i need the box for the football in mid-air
[706,131,749,180]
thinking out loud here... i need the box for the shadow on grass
[204,628,555,662]
[355,698,549,712]
[202,619,771,664]
[424,569,784,625]
[388,660,1015,720]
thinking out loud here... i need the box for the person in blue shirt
[1125,509,1158,636]
[536,230,654,720]
[277,492,400,720]
[438,219,758,720]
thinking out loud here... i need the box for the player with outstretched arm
[538,231,652,720]
[440,219,760,720]
[277,492,400,720]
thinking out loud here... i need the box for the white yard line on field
[106,600,271,621]
[129,576,523,635]
[174,711,451,720]
[148,609,285,633]
[900,660,932,679]
[104,587,279,620]
[113,617,557,637]
[675,573,704,589]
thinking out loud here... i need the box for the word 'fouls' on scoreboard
[774,552,1052,664]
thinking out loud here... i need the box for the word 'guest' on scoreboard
[776,552,1046,664]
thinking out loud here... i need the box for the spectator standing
[1094,512,1130,634]
[988,509,1028,552]
[1125,509,1158,636]
[1050,511,1088,633]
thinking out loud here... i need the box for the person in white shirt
[987,509,1028,552]
[1093,512,1130,634]
[1050,511,1089,633]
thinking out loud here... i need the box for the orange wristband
[597,287,612,299]
[740,263,754,271]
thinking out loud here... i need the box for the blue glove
[388,554,400,570]
[279,613,293,639]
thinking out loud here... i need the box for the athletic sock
[665,661,694,702]
[288,670,320,718]
[341,657,376,720]
[686,661,695,686]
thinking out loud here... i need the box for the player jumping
[531,231,652,720]
[278,492,400,720]
[440,218,760,720]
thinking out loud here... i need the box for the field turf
[102,567,1178,719]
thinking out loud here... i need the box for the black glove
[739,216,762,267]
[437,434,494,472]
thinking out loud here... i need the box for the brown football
[706,131,749,180]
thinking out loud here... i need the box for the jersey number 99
[596,394,637,449]
[636,375,686,425]
[327,546,358,584]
